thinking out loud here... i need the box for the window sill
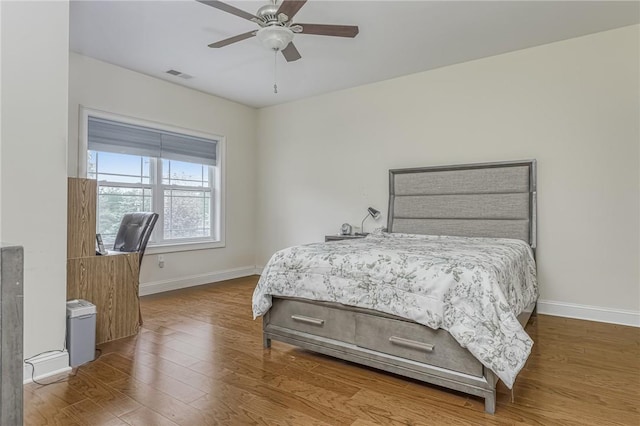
[145,240,225,254]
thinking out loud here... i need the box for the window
[85,113,224,250]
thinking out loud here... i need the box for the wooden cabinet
[67,252,139,344]
[66,177,140,344]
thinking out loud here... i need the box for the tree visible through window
[162,159,211,240]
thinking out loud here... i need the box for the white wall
[256,26,640,317]
[68,53,258,291]
[1,1,70,358]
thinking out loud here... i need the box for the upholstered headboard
[387,160,537,247]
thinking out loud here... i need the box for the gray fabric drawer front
[355,314,483,377]
[269,299,356,343]
[394,193,529,220]
[393,218,530,241]
[394,166,530,196]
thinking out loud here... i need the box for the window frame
[79,106,226,254]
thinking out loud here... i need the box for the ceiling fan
[197,0,359,62]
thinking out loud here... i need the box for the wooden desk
[67,178,140,344]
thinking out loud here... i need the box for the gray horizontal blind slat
[88,116,217,165]
[88,117,161,158]
[392,218,530,242]
[161,133,216,166]
[394,166,530,196]
[394,193,529,220]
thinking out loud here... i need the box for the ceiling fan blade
[196,0,258,22]
[277,0,307,21]
[281,42,302,62]
[297,23,359,38]
[208,31,256,48]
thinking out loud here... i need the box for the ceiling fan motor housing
[257,3,281,23]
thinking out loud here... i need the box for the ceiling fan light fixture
[256,26,294,51]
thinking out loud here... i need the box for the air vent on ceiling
[165,69,194,80]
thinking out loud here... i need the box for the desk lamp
[357,207,381,236]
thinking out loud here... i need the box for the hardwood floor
[25,276,640,425]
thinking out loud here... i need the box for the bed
[253,160,538,413]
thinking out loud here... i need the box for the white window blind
[88,116,217,166]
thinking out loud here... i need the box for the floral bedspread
[252,231,538,388]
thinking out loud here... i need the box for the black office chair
[113,212,159,325]
[113,212,159,268]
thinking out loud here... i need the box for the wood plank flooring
[25,276,640,425]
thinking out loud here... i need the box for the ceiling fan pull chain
[273,50,278,94]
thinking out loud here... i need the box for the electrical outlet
[158,255,165,268]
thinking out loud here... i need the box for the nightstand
[325,234,367,242]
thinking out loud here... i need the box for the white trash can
[66,299,96,367]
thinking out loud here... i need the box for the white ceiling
[70,1,639,108]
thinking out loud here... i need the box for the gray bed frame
[262,160,537,413]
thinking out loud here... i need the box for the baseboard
[23,351,70,384]
[537,299,640,327]
[140,266,259,296]
[255,265,265,275]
